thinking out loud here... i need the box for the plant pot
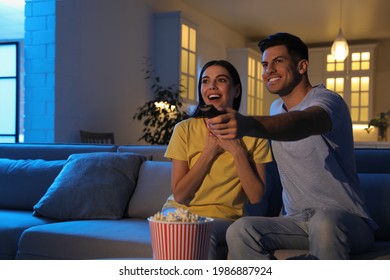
[378,126,388,142]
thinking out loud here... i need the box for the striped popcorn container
[148,217,214,260]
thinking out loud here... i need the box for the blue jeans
[208,218,232,260]
[226,208,375,259]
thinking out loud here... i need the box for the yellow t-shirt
[162,117,272,220]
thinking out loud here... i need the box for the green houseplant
[365,110,390,141]
[133,63,188,145]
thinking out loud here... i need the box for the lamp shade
[331,28,349,61]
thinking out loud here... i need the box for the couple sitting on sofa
[163,33,377,260]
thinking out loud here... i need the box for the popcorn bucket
[148,217,214,260]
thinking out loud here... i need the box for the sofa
[0,143,172,260]
[0,143,389,260]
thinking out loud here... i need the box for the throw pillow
[126,161,172,219]
[33,152,146,221]
[0,158,65,210]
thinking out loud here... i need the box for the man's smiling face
[261,45,302,97]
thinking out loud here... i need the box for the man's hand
[206,108,243,139]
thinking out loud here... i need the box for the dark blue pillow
[0,159,65,210]
[33,152,146,221]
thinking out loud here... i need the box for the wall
[373,38,390,116]
[146,0,246,66]
[24,0,389,144]
[53,0,245,145]
[55,0,152,144]
[24,0,55,142]
[354,39,390,142]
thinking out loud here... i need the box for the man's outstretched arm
[207,106,332,141]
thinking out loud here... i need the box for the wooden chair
[79,130,115,144]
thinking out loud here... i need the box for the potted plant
[365,110,390,141]
[133,62,188,145]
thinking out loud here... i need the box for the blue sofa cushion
[0,159,65,210]
[0,210,54,260]
[16,219,152,260]
[126,161,172,219]
[33,152,146,221]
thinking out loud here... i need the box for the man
[207,32,377,259]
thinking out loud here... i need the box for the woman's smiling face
[200,65,240,108]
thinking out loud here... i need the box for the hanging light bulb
[331,28,349,61]
[331,0,349,61]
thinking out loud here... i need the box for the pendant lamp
[331,0,349,61]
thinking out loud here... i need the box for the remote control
[200,104,224,118]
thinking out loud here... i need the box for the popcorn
[149,208,205,223]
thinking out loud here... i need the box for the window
[350,76,370,122]
[180,22,197,101]
[228,48,266,116]
[247,57,264,115]
[311,44,375,125]
[154,12,198,107]
[0,42,19,143]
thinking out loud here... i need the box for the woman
[162,60,272,259]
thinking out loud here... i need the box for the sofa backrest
[354,148,390,240]
[0,144,170,212]
[0,143,118,211]
[0,143,117,160]
[0,143,169,161]
[117,145,169,161]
